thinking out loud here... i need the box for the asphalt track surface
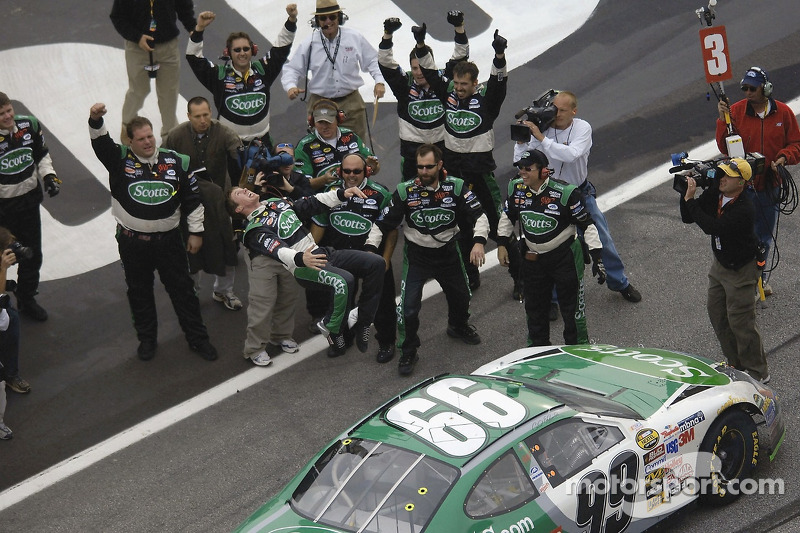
[1,0,800,531]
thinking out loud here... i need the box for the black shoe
[398,351,418,376]
[5,375,31,394]
[189,340,218,361]
[137,340,157,361]
[512,279,524,302]
[376,344,395,363]
[549,303,559,321]
[356,324,371,353]
[18,297,48,321]
[620,283,642,303]
[327,332,347,357]
[446,323,481,345]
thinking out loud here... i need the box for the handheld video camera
[241,141,294,189]
[511,89,559,142]
[8,241,33,264]
[670,151,765,195]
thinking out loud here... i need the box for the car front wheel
[698,409,758,506]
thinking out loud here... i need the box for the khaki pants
[243,255,298,358]
[121,37,180,138]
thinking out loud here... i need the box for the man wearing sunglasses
[281,0,386,141]
[186,5,298,146]
[680,158,770,384]
[366,144,487,376]
[715,67,800,295]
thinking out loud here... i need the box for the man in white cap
[281,0,385,140]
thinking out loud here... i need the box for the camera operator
[0,92,61,322]
[0,227,30,398]
[680,158,769,383]
[716,67,800,295]
[515,91,641,307]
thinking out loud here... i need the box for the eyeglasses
[341,168,364,175]
[275,143,294,149]
[317,14,338,21]
[231,46,251,53]
[416,164,436,169]
[740,85,758,92]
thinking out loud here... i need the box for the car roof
[342,345,732,468]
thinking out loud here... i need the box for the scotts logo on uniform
[277,210,302,239]
[330,211,371,235]
[317,270,346,295]
[408,100,444,123]
[562,345,731,385]
[0,147,34,174]
[129,181,175,205]
[520,212,557,235]
[410,208,455,230]
[446,109,481,133]
[225,92,266,117]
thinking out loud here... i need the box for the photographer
[0,227,30,399]
[515,91,641,306]
[680,158,769,383]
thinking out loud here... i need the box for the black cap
[514,149,549,169]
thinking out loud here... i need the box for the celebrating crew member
[497,150,606,347]
[227,179,385,358]
[515,91,641,305]
[378,11,468,180]
[0,92,61,321]
[419,28,508,290]
[281,0,386,141]
[311,153,398,362]
[715,67,800,295]
[680,158,769,383]
[366,143,487,376]
[89,103,218,362]
[186,5,298,146]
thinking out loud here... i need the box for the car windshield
[523,378,641,419]
[291,438,459,533]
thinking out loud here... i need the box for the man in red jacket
[716,67,800,294]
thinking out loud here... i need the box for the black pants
[397,241,471,355]
[522,238,588,346]
[1,203,43,301]
[0,308,21,379]
[116,227,209,345]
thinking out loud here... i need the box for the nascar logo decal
[636,428,660,450]
[562,345,731,385]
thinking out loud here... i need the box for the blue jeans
[745,186,779,282]
[580,181,630,291]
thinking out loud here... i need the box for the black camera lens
[8,241,33,261]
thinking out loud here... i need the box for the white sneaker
[0,423,12,440]
[279,339,299,354]
[213,291,243,311]
[249,350,272,366]
[347,308,359,330]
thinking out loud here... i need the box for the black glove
[411,23,427,44]
[590,249,606,285]
[492,29,507,55]
[43,174,61,197]
[384,17,402,34]
[446,10,464,27]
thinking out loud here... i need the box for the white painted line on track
[3,96,799,513]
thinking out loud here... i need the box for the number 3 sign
[699,26,732,83]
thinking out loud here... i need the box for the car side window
[465,450,538,518]
[525,419,624,488]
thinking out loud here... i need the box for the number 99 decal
[575,450,639,533]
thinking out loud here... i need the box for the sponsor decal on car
[636,428,659,450]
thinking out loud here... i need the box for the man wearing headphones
[310,153,398,362]
[497,150,606,348]
[366,144,487,376]
[281,0,385,141]
[294,99,379,191]
[716,67,800,295]
[186,5,298,145]
[680,158,769,383]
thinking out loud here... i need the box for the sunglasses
[341,168,364,175]
[231,46,251,53]
[275,143,294,149]
[317,14,339,21]
[518,166,534,172]
[740,85,758,93]
[416,164,436,169]
[721,159,744,179]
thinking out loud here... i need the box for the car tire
[697,409,758,506]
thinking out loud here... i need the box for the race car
[235,344,785,533]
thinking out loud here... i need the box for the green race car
[236,344,784,533]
